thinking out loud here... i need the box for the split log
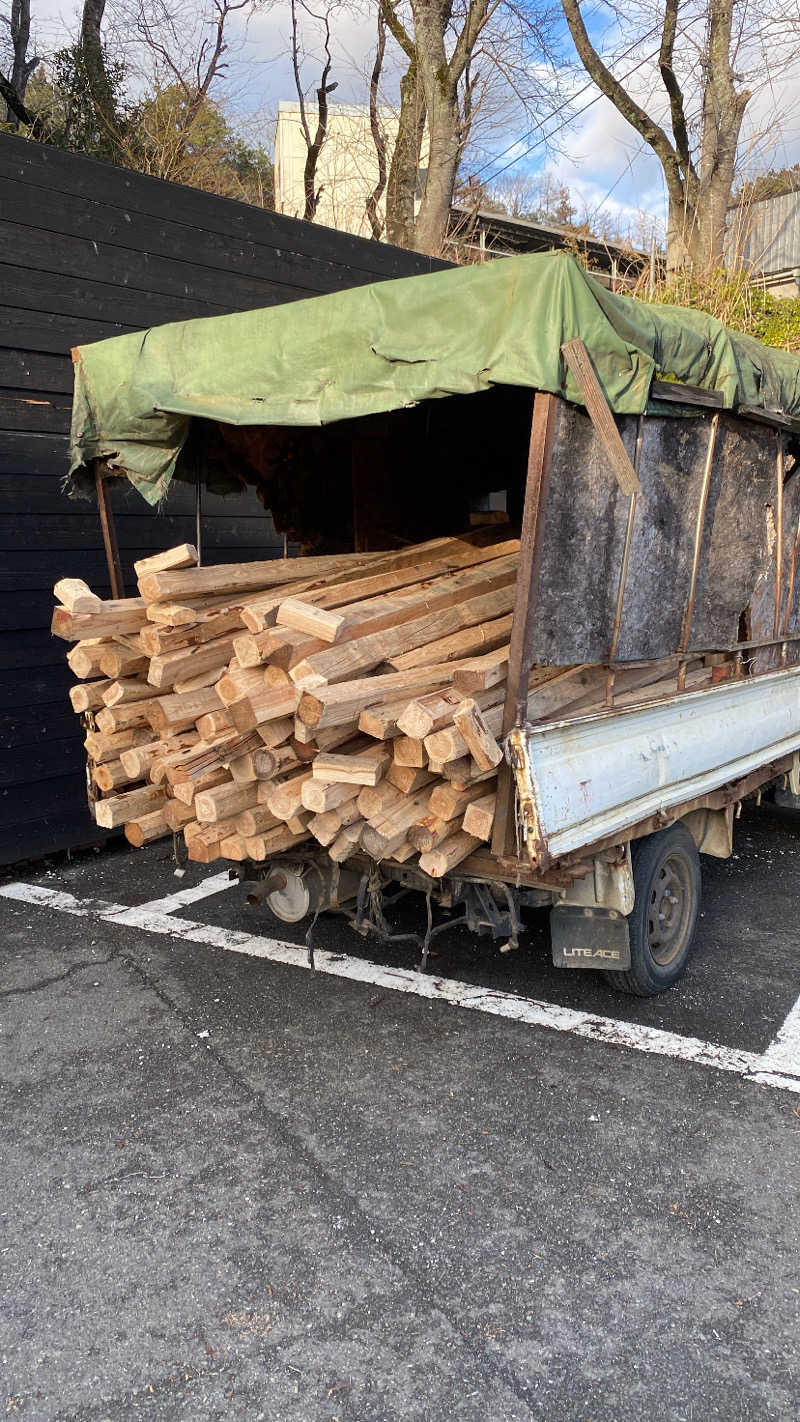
[228,685,299,732]
[397,683,504,740]
[102,678,158,707]
[301,778,361,815]
[291,584,516,689]
[392,736,427,768]
[163,800,196,833]
[453,699,504,771]
[212,667,266,707]
[147,688,222,734]
[194,780,259,824]
[93,758,139,792]
[94,785,165,829]
[265,768,314,821]
[424,704,504,766]
[138,551,381,603]
[389,611,513,672]
[125,807,173,846]
[140,608,244,657]
[419,831,481,878]
[308,800,362,846]
[96,700,159,734]
[453,648,511,693]
[134,543,198,576]
[52,599,148,641]
[99,645,148,680]
[429,779,496,822]
[296,666,460,730]
[219,834,249,862]
[329,820,365,862]
[171,768,229,805]
[385,764,435,795]
[360,789,434,859]
[357,781,404,822]
[85,727,152,764]
[229,748,280,784]
[236,804,282,836]
[461,792,496,841]
[312,746,390,787]
[70,679,114,713]
[196,709,233,739]
[277,554,517,647]
[407,816,456,853]
[67,640,111,679]
[147,633,237,690]
[54,578,99,612]
[242,825,311,860]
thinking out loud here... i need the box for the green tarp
[69,251,800,506]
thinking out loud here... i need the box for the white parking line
[113,870,235,920]
[2,878,799,1095]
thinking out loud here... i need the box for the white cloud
[16,0,800,235]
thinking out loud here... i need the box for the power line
[468,18,667,189]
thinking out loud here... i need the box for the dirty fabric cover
[68,251,800,506]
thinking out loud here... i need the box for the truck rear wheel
[607,824,701,996]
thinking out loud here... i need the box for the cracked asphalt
[1,803,799,1421]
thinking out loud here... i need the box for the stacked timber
[53,534,714,877]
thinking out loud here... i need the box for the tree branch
[379,0,415,62]
[450,0,491,86]
[0,69,33,124]
[366,5,387,239]
[658,0,695,180]
[560,0,685,196]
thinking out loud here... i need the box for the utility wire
[467,17,668,189]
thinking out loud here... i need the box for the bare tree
[377,0,562,254]
[365,5,387,237]
[1,0,39,127]
[559,0,755,272]
[290,0,339,221]
[379,1,427,247]
[405,0,494,254]
[80,0,121,143]
[128,0,253,162]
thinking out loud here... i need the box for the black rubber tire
[606,824,701,996]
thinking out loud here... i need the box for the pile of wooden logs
[54,533,714,877]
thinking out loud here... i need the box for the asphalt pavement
[1,802,798,1421]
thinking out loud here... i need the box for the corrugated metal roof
[728,190,800,274]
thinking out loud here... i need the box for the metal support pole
[491,391,560,859]
[774,434,784,639]
[606,415,645,703]
[195,476,203,567]
[677,412,720,689]
[94,463,125,599]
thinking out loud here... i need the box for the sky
[15,0,800,240]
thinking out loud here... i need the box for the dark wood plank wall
[0,133,448,865]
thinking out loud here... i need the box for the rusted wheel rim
[647,852,693,966]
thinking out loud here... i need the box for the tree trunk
[80,0,121,152]
[412,79,460,255]
[560,0,749,279]
[385,58,426,248]
[693,0,749,270]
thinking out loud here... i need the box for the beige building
[274,101,403,239]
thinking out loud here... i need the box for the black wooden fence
[0,133,447,865]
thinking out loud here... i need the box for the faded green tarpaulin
[69,251,800,506]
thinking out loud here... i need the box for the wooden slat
[561,339,641,496]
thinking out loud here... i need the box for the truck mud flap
[550,905,631,971]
